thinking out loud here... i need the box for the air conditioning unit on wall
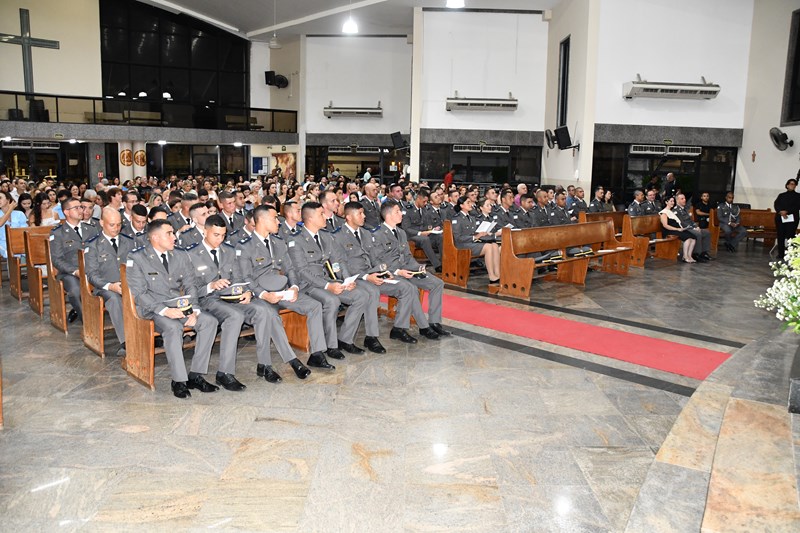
[623,75,720,100]
[324,101,383,118]
[446,91,518,112]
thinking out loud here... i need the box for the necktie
[228,216,234,227]
[314,234,322,250]
[210,249,219,267]
[264,237,272,257]
[354,230,362,247]
[111,237,118,252]
[391,228,398,240]
[74,225,81,240]
[327,218,335,230]
[161,253,169,273]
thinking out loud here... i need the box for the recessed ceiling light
[117,91,126,97]
[342,17,358,34]
[157,140,167,145]
[138,91,147,97]
[233,142,243,147]
[69,139,77,144]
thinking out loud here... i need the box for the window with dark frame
[557,36,570,127]
[783,10,800,125]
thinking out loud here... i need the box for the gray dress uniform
[569,198,588,218]
[514,207,535,228]
[548,205,573,225]
[84,232,135,344]
[221,211,245,234]
[235,231,328,354]
[186,241,296,373]
[288,227,376,345]
[493,206,520,229]
[451,212,487,254]
[324,214,346,232]
[439,203,457,222]
[177,226,203,249]
[80,219,101,241]
[370,223,444,325]
[674,205,711,253]
[333,224,429,330]
[361,197,382,230]
[278,220,302,241]
[168,211,192,233]
[642,200,662,215]
[588,198,608,213]
[50,222,93,317]
[627,201,645,217]
[125,245,219,382]
[403,205,443,269]
[122,227,149,248]
[716,202,747,248]
[530,205,550,227]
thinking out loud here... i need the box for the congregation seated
[0,191,28,259]
[659,196,699,264]
[451,196,501,285]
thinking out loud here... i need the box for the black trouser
[776,215,799,258]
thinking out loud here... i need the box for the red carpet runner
[406,293,729,380]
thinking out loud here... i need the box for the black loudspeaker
[554,126,572,149]
[390,131,405,149]
[265,71,276,86]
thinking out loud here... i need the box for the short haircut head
[218,191,234,202]
[131,204,148,217]
[380,200,399,220]
[205,214,227,230]
[188,202,206,217]
[343,201,364,217]
[301,201,323,221]
[182,192,198,203]
[253,204,276,224]
[416,188,430,199]
[108,187,122,198]
[61,197,79,212]
[147,218,172,235]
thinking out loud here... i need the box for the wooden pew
[24,231,51,317]
[739,208,777,247]
[407,241,429,264]
[380,289,425,325]
[45,240,69,334]
[706,209,721,253]
[120,265,310,390]
[578,210,626,236]
[0,361,3,429]
[499,221,631,300]
[621,214,681,267]
[6,226,51,301]
[440,219,474,288]
[78,250,114,357]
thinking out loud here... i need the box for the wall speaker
[554,126,573,150]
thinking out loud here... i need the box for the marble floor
[0,242,795,532]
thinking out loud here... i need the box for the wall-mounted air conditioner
[453,144,483,153]
[623,75,720,100]
[446,91,518,112]
[481,145,511,154]
[630,144,667,156]
[666,145,703,157]
[453,144,511,154]
[630,144,702,157]
[328,146,353,154]
[356,146,381,154]
[3,140,61,149]
[324,101,383,118]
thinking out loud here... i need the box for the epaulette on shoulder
[84,233,100,244]
[330,227,342,234]
[222,241,235,249]
[131,246,145,254]
[182,242,200,251]
[50,225,60,233]
[272,234,284,240]
[368,225,381,233]
[238,235,252,245]
[118,232,133,240]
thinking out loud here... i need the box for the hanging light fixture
[269,0,282,49]
[342,0,358,34]
[446,0,465,8]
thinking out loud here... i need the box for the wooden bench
[45,239,69,334]
[78,250,115,357]
[440,219,474,288]
[6,226,51,301]
[578,210,626,236]
[225,115,264,130]
[621,214,681,267]
[380,289,425,326]
[498,221,631,300]
[24,231,51,317]
[120,265,311,390]
[407,241,429,264]
[0,361,3,429]
[739,208,777,248]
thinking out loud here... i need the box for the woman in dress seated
[659,196,697,263]
[451,196,501,284]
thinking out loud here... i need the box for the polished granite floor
[0,242,790,531]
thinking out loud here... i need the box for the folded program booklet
[476,221,497,233]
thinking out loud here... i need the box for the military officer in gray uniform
[218,191,245,234]
[278,200,303,240]
[125,219,220,399]
[402,188,443,271]
[288,202,376,355]
[335,201,438,347]
[371,202,450,341]
[167,192,197,233]
[515,194,537,228]
[530,190,551,227]
[588,187,608,212]
[627,190,646,217]
[361,183,383,230]
[569,187,589,218]
[84,207,135,355]
[236,205,334,372]
[176,202,209,249]
[187,215,303,388]
[674,193,712,261]
[50,197,93,323]
[79,197,101,241]
[549,192,593,255]
[121,204,150,248]
[642,189,662,215]
[717,191,746,252]
[493,189,521,228]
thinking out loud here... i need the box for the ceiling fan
[269,0,282,49]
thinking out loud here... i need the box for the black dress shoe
[700,252,714,261]
[289,359,311,379]
[338,341,364,354]
[430,323,451,336]
[364,336,386,354]
[327,347,346,360]
[116,343,126,356]
[215,372,246,391]
[187,374,219,393]
[68,309,78,323]
[307,352,335,370]
[256,363,283,383]
[390,327,418,344]
[171,381,191,399]
[420,327,440,340]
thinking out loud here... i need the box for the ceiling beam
[138,0,243,35]
[247,0,390,38]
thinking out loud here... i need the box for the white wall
[250,42,271,109]
[542,0,600,187]
[268,38,301,112]
[594,0,754,128]
[737,0,800,209]
[0,0,102,97]
[420,11,548,131]
[304,36,411,134]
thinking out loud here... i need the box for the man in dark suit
[125,219,220,399]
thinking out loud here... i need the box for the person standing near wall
[774,178,800,260]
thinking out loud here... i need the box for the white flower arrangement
[756,236,800,331]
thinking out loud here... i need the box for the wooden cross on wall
[0,8,60,94]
